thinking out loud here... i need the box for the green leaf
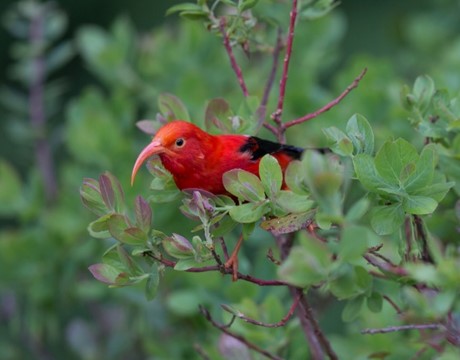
[346,114,374,155]
[98,172,125,213]
[342,295,365,322]
[260,211,314,235]
[259,155,283,197]
[88,263,122,285]
[329,265,372,300]
[367,292,383,313]
[345,198,370,222]
[338,225,371,263]
[80,178,107,216]
[275,190,314,213]
[374,139,419,186]
[134,195,152,233]
[404,144,436,192]
[162,233,195,259]
[229,202,269,223]
[87,213,112,239]
[205,98,233,134]
[158,93,190,121]
[223,169,265,202]
[107,214,147,245]
[99,173,115,211]
[166,3,206,16]
[238,0,259,12]
[322,126,353,156]
[174,258,215,271]
[278,235,331,288]
[413,75,435,111]
[353,154,393,195]
[370,204,405,235]
[284,160,309,195]
[402,195,438,215]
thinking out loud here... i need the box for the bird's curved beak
[131,140,165,185]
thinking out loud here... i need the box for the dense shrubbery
[1,0,460,359]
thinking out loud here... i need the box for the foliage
[1,0,460,359]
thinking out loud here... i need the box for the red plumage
[131,120,303,195]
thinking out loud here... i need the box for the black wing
[239,136,304,161]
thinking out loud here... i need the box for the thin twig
[143,251,289,286]
[220,18,249,97]
[272,0,298,130]
[274,233,337,359]
[200,306,284,360]
[299,291,338,360]
[363,254,409,277]
[284,68,367,129]
[259,28,283,131]
[194,343,211,360]
[361,323,442,335]
[221,294,300,328]
[218,236,230,261]
[30,4,57,203]
[383,295,403,315]
[266,248,281,265]
[413,215,434,263]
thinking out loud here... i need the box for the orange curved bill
[131,140,164,185]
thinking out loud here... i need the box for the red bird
[131,120,304,279]
[131,120,303,193]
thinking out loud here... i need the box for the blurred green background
[0,0,459,359]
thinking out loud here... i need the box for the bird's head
[131,120,211,185]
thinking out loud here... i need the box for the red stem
[284,67,367,129]
[146,252,288,286]
[220,18,249,97]
[272,0,298,130]
[259,28,283,131]
[30,5,57,203]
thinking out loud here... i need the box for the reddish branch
[284,67,368,129]
[383,295,403,315]
[144,252,288,286]
[260,29,283,133]
[361,323,442,335]
[30,4,57,203]
[200,306,284,360]
[221,293,300,328]
[363,254,409,277]
[272,0,298,128]
[220,18,249,97]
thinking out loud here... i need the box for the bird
[131,120,304,279]
[131,120,303,193]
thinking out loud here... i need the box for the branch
[200,306,284,360]
[219,18,249,97]
[413,215,434,263]
[361,323,442,335]
[284,67,367,129]
[221,293,300,328]
[30,4,57,203]
[383,295,403,315]
[144,252,289,286]
[298,291,338,360]
[363,253,409,277]
[259,28,283,132]
[274,233,338,359]
[272,0,298,128]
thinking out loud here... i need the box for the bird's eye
[175,138,185,147]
